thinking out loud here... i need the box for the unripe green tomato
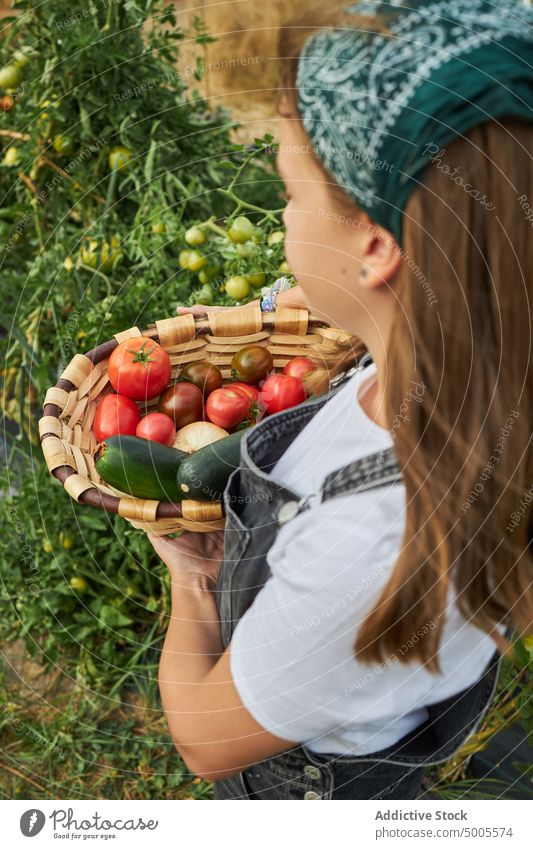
[251,228,263,244]
[247,271,266,287]
[53,134,74,155]
[268,229,285,246]
[70,576,88,592]
[278,260,291,274]
[185,226,206,246]
[225,275,250,300]
[3,146,19,167]
[236,242,258,259]
[196,286,214,305]
[13,48,33,69]
[60,532,75,550]
[42,539,53,554]
[152,221,166,235]
[227,215,254,244]
[108,145,132,171]
[179,249,192,269]
[184,250,206,272]
[199,259,221,282]
[0,64,23,91]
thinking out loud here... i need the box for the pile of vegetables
[93,336,320,503]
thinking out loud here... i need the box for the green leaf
[99,605,134,628]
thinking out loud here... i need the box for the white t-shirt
[229,363,499,756]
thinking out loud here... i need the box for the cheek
[283,203,325,269]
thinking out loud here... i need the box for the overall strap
[321,447,402,503]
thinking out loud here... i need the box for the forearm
[159,576,223,729]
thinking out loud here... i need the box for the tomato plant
[159,382,204,428]
[94,394,140,442]
[261,374,306,414]
[205,387,251,429]
[136,413,176,446]
[179,361,223,398]
[231,345,273,385]
[108,338,172,401]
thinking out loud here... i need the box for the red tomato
[94,394,140,442]
[230,382,261,404]
[261,374,306,415]
[205,387,251,429]
[108,337,172,401]
[283,357,317,384]
[136,412,176,446]
[158,382,204,428]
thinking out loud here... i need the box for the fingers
[176,305,230,316]
[176,305,208,317]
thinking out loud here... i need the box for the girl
[151,0,533,800]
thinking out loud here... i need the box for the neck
[358,336,390,431]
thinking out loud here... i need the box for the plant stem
[217,188,278,221]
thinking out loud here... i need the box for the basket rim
[40,306,339,520]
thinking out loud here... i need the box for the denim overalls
[215,362,502,800]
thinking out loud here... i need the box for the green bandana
[297,0,533,245]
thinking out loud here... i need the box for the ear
[359,224,401,289]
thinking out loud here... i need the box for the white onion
[173,421,228,453]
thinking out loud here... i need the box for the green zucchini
[176,429,245,501]
[95,435,189,501]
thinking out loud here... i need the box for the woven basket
[39,305,351,535]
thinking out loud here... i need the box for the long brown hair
[278,5,533,670]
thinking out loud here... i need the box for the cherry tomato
[283,356,317,385]
[136,412,176,445]
[246,271,266,287]
[70,576,88,592]
[108,145,132,171]
[227,215,254,244]
[108,338,171,401]
[231,345,273,385]
[185,226,206,246]
[60,532,74,550]
[268,230,285,246]
[225,276,250,300]
[179,249,205,272]
[205,387,250,429]
[230,382,260,404]
[94,393,140,442]
[179,361,223,398]
[236,243,258,259]
[261,374,306,414]
[3,146,19,167]
[0,64,23,91]
[0,95,14,112]
[53,134,74,155]
[159,382,204,428]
